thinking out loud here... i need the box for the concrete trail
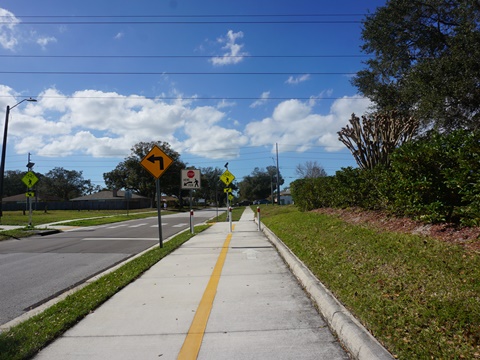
[33,207,391,359]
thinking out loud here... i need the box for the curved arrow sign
[140,145,174,179]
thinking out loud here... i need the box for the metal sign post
[140,145,174,249]
[22,169,38,228]
[156,178,163,248]
[220,169,235,224]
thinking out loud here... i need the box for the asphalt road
[0,209,220,326]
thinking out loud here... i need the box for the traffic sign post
[181,169,201,234]
[220,170,235,187]
[220,169,236,222]
[181,169,201,189]
[140,145,174,248]
[140,145,174,179]
[21,172,39,188]
[22,171,38,228]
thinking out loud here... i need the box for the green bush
[291,130,480,225]
[389,130,480,224]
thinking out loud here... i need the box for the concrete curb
[259,220,394,360]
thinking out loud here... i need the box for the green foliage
[38,167,98,200]
[389,130,480,224]
[354,0,480,131]
[3,170,29,197]
[103,141,186,200]
[238,166,283,201]
[292,130,480,226]
[291,167,389,211]
[3,167,99,200]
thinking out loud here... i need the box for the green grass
[0,208,158,226]
[258,205,480,359]
[0,224,210,360]
[0,209,173,241]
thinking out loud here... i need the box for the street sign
[220,169,235,186]
[140,145,174,179]
[228,194,234,201]
[181,169,201,189]
[22,172,39,188]
[26,191,35,197]
[224,187,232,193]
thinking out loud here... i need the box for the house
[71,189,151,210]
[2,192,63,211]
[275,188,293,205]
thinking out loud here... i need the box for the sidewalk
[33,208,389,360]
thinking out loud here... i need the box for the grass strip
[259,205,480,359]
[0,210,175,241]
[0,224,210,360]
[0,209,158,226]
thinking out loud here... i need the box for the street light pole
[0,98,37,222]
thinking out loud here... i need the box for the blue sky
[0,0,386,191]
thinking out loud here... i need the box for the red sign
[187,170,195,178]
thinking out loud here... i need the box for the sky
[0,0,386,192]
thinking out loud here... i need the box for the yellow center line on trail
[177,225,235,360]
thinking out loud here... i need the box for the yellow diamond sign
[220,170,235,186]
[140,145,174,179]
[22,172,39,188]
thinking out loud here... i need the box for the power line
[4,13,366,18]
[2,20,362,25]
[0,71,357,76]
[0,54,369,59]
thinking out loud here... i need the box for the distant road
[0,209,220,326]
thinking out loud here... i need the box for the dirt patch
[311,208,480,254]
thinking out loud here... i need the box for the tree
[353,0,480,131]
[38,167,97,201]
[194,167,237,206]
[103,141,186,204]
[338,111,419,169]
[3,170,29,197]
[238,167,284,201]
[295,161,327,179]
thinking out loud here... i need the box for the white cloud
[245,96,372,152]
[216,99,236,109]
[285,74,310,85]
[4,82,371,163]
[0,8,20,50]
[210,30,248,66]
[36,36,57,49]
[114,32,124,40]
[250,91,270,108]
[7,87,249,160]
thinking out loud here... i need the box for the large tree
[238,166,284,201]
[3,170,30,197]
[103,141,186,203]
[38,167,97,201]
[353,0,480,131]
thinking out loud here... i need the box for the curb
[259,220,394,360]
